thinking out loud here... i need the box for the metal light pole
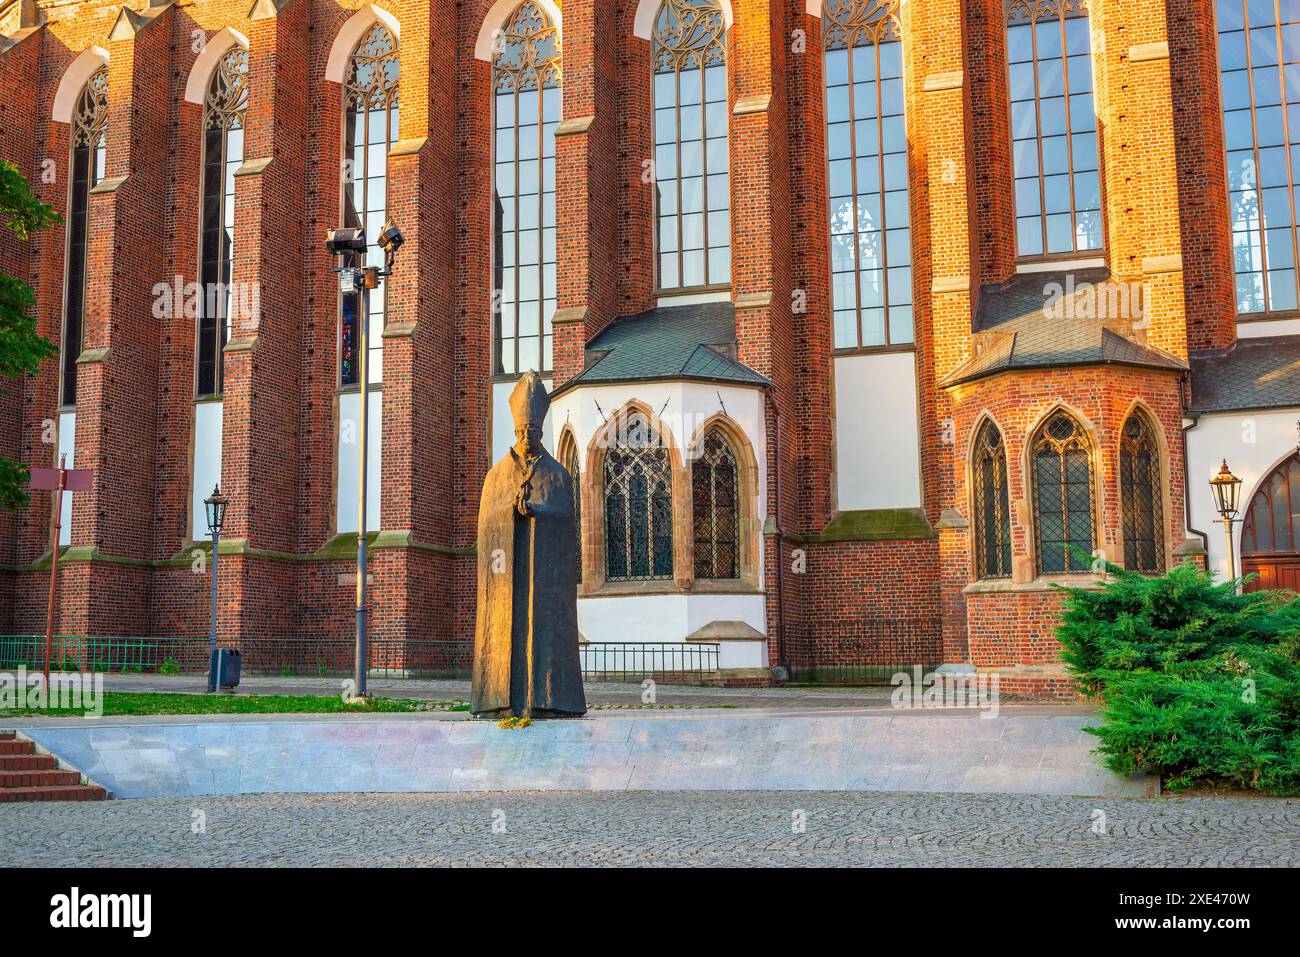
[326,221,404,702]
[205,485,229,692]
[1209,459,1243,593]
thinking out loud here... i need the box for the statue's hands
[515,481,534,517]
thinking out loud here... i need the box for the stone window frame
[1115,400,1172,575]
[968,413,1013,581]
[580,401,760,596]
[1021,403,1102,578]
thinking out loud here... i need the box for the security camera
[377,220,404,255]
[325,227,368,256]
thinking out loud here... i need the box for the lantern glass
[1209,461,1242,519]
[204,486,228,534]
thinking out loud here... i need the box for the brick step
[0,730,14,740]
[0,740,35,755]
[0,785,107,803]
[0,769,80,789]
[0,754,57,771]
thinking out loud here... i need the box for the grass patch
[0,692,470,717]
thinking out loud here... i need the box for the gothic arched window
[493,1,561,376]
[1242,454,1300,555]
[1119,409,1165,573]
[1031,410,1095,574]
[692,427,739,579]
[972,420,1012,579]
[1217,0,1300,314]
[62,67,108,408]
[340,22,399,386]
[604,414,674,582]
[560,431,582,583]
[1006,0,1102,258]
[653,0,729,291]
[824,0,913,349]
[197,47,248,398]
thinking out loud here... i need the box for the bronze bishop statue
[471,371,587,718]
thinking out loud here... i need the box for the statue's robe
[471,447,586,718]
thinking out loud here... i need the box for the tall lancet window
[493,1,561,376]
[653,0,729,292]
[692,427,739,580]
[1031,410,1096,574]
[604,414,674,582]
[824,0,912,350]
[62,67,108,408]
[1006,0,1102,258]
[341,22,399,386]
[1119,409,1165,574]
[1217,0,1300,314]
[972,420,1012,579]
[197,47,248,399]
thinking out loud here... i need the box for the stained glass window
[341,23,399,386]
[604,414,673,582]
[1119,409,1165,573]
[1031,410,1095,574]
[824,0,913,349]
[62,67,108,407]
[197,47,248,398]
[1217,0,1300,314]
[653,0,730,291]
[1006,0,1102,258]
[692,427,739,579]
[972,420,1012,579]
[493,1,561,375]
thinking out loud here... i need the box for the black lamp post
[205,484,229,692]
[1209,459,1243,591]
[325,219,404,702]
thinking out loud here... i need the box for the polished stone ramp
[17,709,1156,800]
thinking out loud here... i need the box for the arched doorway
[1241,453,1300,592]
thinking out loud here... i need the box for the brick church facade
[2,0,1299,696]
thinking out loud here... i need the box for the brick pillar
[215,0,308,643]
[1094,0,1188,360]
[0,23,43,632]
[914,0,978,665]
[370,0,460,643]
[727,2,793,667]
[66,5,173,635]
[551,0,621,386]
[1169,0,1235,353]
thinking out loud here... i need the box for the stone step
[0,740,35,755]
[0,769,80,789]
[0,754,57,771]
[0,784,107,803]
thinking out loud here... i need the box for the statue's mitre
[509,369,550,429]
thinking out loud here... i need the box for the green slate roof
[551,302,770,396]
[941,268,1187,387]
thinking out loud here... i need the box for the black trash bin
[209,648,241,690]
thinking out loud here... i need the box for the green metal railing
[0,636,721,685]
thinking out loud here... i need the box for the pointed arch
[558,425,583,583]
[325,4,401,84]
[1024,404,1098,575]
[52,46,109,124]
[475,0,564,61]
[583,400,685,590]
[184,28,249,105]
[685,413,760,586]
[1117,401,1168,574]
[969,415,1012,580]
[1242,453,1300,559]
[633,0,734,40]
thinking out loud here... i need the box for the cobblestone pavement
[3,791,1296,867]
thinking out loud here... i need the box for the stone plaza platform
[14,708,1155,800]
